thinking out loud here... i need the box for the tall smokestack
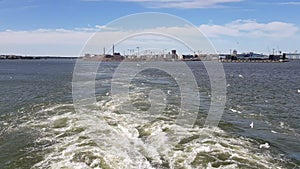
[112,44,115,55]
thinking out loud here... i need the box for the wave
[15,96,288,169]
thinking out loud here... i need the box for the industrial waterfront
[82,47,300,62]
[2,46,300,62]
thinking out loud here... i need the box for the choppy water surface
[0,59,299,168]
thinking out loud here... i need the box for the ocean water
[0,59,299,169]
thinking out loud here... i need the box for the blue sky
[0,0,300,56]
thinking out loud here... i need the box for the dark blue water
[223,61,300,163]
[0,59,299,168]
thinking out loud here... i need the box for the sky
[0,0,300,56]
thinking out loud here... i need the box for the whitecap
[229,108,242,114]
[250,122,254,128]
[259,142,270,149]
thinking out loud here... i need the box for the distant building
[220,50,272,61]
[284,53,300,60]
[232,49,237,57]
[171,50,178,59]
[269,55,281,61]
[182,54,194,60]
[84,53,91,57]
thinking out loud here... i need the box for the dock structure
[220,59,287,63]
[284,53,300,60]
[219,50,289,63]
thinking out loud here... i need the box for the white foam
[250,122,254,128]
[26,96,285,169]
[280,121,285,128]
[229,108,242,114]
[259,142,270,149]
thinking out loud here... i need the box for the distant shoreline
[0,55,80,60]
[1,54,297,63]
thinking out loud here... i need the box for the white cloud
[198,20,300,53]
[81,25,216,54]
[0,29,93,56]
[0,20,299,56]
[278,1,300,5]
[0,29,92,45]
[81,0,243,8]
[0,25,215,56]
[199,19,299,38]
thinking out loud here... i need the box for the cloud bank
[199,19,299,38]
[0,20,298,55]
[278,1,300,5]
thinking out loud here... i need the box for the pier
[284,53,300,60]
